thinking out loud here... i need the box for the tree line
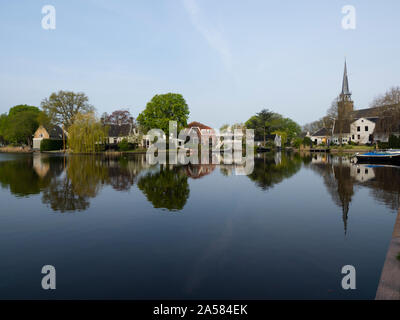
[1,89,302,152]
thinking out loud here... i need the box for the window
[365,169,369,174]
[357,168,361,174]
[358,135,361,140]
[352,135,355,140]
[365,126,368,132]
[357,126,361,132]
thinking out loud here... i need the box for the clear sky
[0,0,399,128]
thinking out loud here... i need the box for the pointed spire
[341,60,351,99]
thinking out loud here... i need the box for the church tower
[337,60,354,117]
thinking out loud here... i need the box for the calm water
[0,152,399,299]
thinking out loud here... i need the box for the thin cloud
[182,0,233,73]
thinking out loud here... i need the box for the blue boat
[356,150,400,164]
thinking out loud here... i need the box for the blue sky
[0,0,399,128]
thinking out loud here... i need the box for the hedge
[40,139,64,152]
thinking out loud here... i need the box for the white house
[308,128,331,145]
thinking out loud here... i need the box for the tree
[255,109,275,145]
[137,93,190,135]
[1,105,43,146]
[41,91,94,129]
[220,124,230,132]
[67,112,108,153]
[370,87,400,137]
[102,109,134,125]
[370,86,400,108]
[0,114,7,144]
[246,109,300,145]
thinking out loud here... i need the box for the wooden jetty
[309,148,330,153]
[375,208,400,300]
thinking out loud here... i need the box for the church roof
[342,61,351,96]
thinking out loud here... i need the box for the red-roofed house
[185,121,217,146]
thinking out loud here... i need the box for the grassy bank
[0,146,33,153]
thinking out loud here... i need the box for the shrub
[40,139,63,152]
[292,137,303,148]
[378,141,389,150]
[118,138,136,151]
[388,135,400,148]
[302,137,312,147]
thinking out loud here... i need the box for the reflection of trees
[362,167,400,211]
[41,155,149,212]
[106,157,147,191]
[307,155,400,233]
[42,175,90,212]
[41,156,108,212]
[137,166,190,211]
[247,153,302,190]
[0,156,62,197]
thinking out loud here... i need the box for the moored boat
[356,150,400,164]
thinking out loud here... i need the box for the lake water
[0,152,399,299]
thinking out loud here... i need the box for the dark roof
[351,106,384,119]
[107,124,134,137]
[45,125,64,140]
[333,105,397,134]
[311,127,330,137]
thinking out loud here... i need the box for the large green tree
[137,93,190,135]
[41,91,94,129]
[1,105,45,146]
[246,109,301,146]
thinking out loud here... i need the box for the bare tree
[102,109,135,126]
[370,86,400,108]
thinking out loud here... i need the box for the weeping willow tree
[68,112,108,153]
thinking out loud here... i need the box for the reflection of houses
[185,164,216,179]
[32,125,65,150]
[32,154,50,177]
[310,153,329,164]
[350,165,376,183]
[185,121,217,146]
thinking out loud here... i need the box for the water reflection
[247,152,302,190]
[307,153,400,233]
[0,153,399,220]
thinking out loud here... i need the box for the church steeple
[341,60,352,101]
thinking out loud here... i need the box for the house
[332,61,400,144]
[107,123,138,145]
[32,125,65,150]
[308,128,331,145]
[185,121,217,146]
[254,134,281,148]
